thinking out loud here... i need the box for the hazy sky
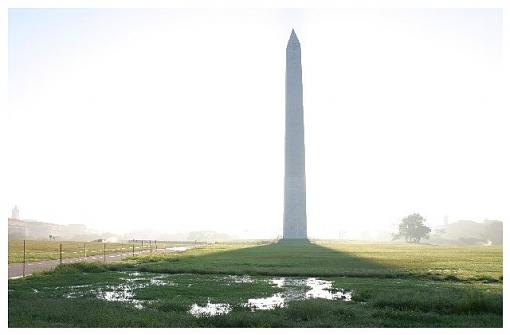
[8,8,504,239]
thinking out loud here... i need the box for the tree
[393,213,431,243]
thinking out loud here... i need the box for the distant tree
[393,213,431,243]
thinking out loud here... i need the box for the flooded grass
[8,241,503,327]
[187,275,353,316]
[241,277,352,313]
[26,271,352,316]
[9,269,501,326]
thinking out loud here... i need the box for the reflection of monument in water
[283,30,307,240]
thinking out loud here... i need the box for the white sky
[7,8,505,239]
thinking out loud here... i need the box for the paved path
[8,246,196,279]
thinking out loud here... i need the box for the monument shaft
[283,30,307,239]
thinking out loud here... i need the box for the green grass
[136,241,502,282]
[8,240,190,263]
[8,241,503,327]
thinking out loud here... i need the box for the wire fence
[9,240,197,277]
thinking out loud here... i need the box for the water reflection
[53,272,351,316]
[189,301,231,317]
[304,278,351,300]
[97,286,144,309]
[244,294,285,310]
[241,277,351,312]
[61,273,174,309]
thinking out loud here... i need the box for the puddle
[189,300,232,317]
[244,294,285,310]
[305,278,351,300]
[185,275,352,316]
[128,272,142,277]
[96,285,144,309]
[150,276,174,286]
[271,278,285,288]
[241,277,351,312]
[61,272,176,309]
[51,271,351,315]
[189,276,351,316]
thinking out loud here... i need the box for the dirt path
[8,246,195,279]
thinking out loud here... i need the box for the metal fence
[10,240,193,277]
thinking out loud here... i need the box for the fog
[7,9,505,240]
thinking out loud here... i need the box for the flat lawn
[137,241,503,282]
[8,240,189,263]
[8,241,503,327]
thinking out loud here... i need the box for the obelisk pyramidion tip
[288,29,300,46]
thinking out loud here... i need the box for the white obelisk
[283,29,307,239]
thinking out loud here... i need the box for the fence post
[155,240,157,251]
[59,243,62,265]
[121,243,123,260]
[132,244,135,256]
[84,243,86,258]
[103,243,106,263]
[23,240,26,277]
[150,240,152,254]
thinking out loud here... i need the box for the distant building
[8,207,90,240]
[11,206,19,220]
[8,217,64,240]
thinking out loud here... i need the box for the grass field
[8,240,503,327]
[8,240,190,263]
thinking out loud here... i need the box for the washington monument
[283,29,307,240]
